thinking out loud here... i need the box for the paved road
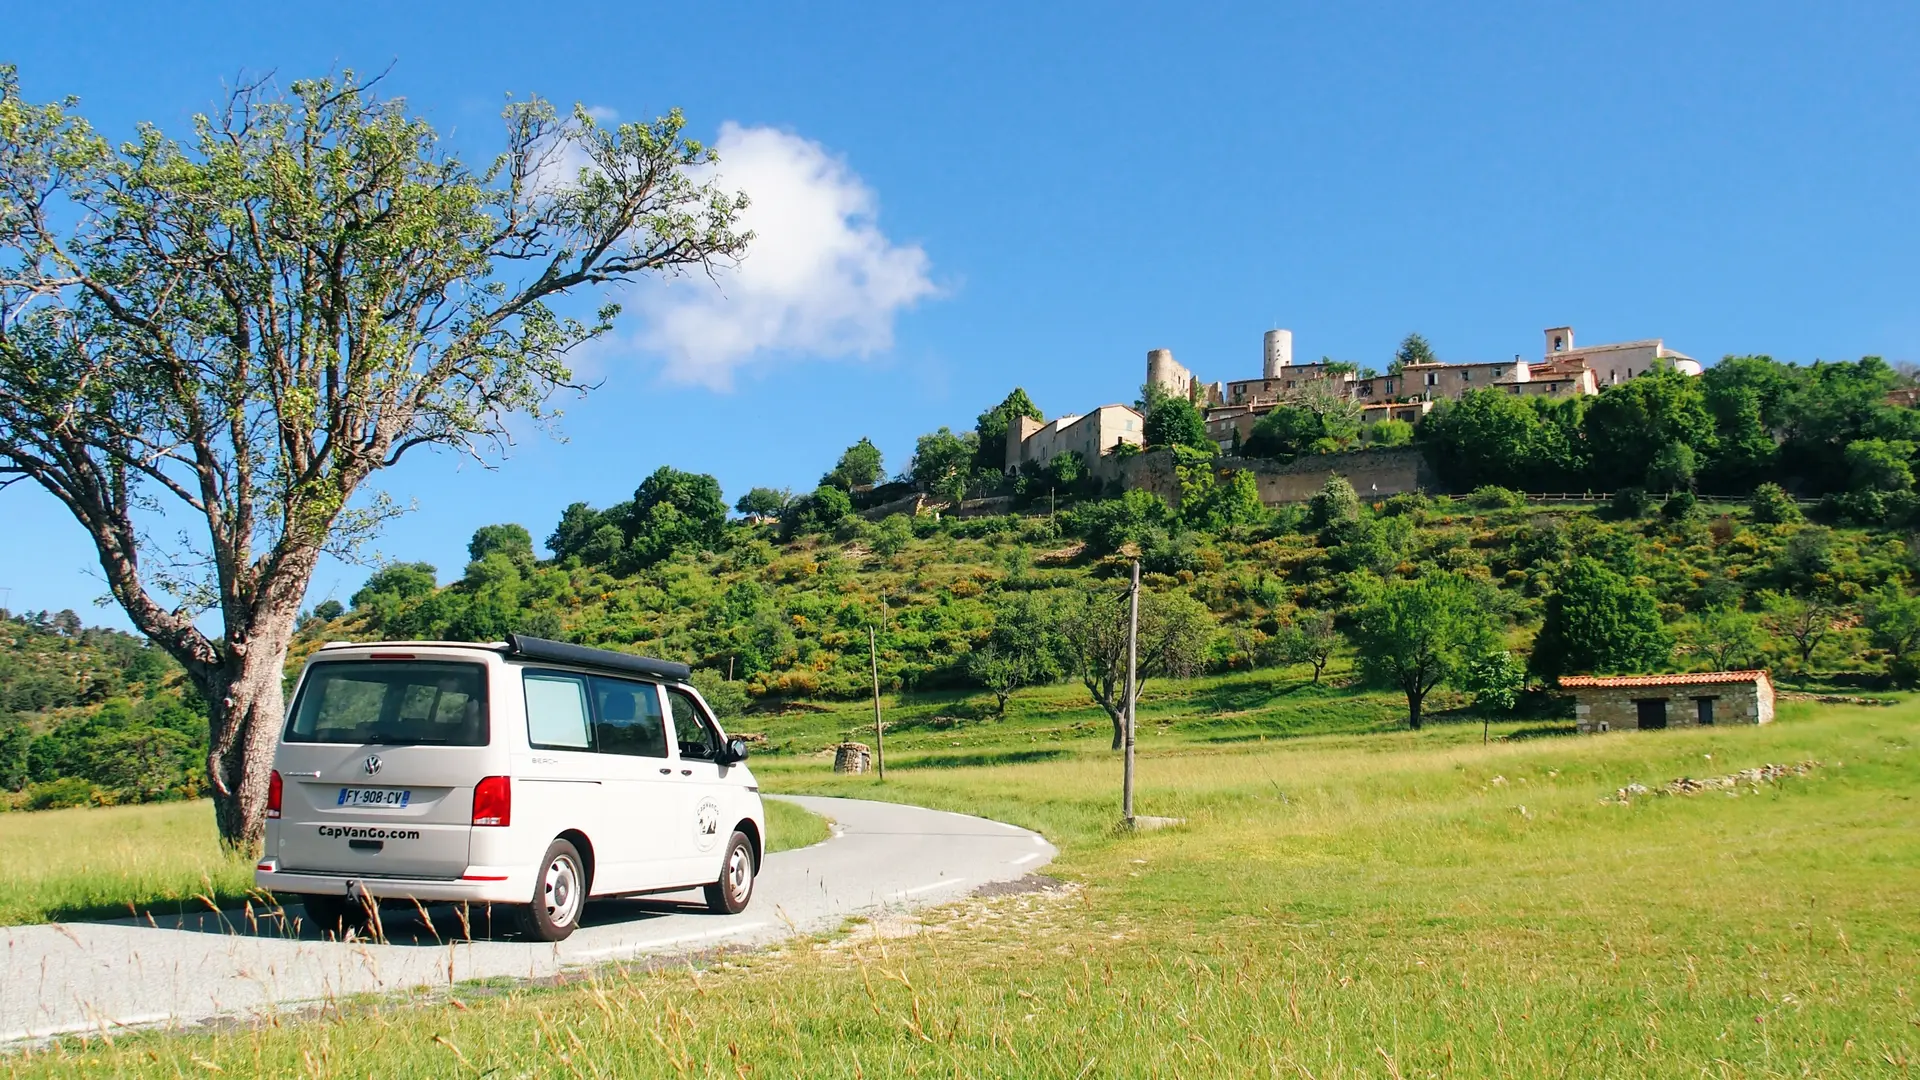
[0,796,1054,1044]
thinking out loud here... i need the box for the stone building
[1504,357,1598,397]
[1559,670,1775,734]
[1005,404,1144,479]
[1401,359,1528,401]
[1541,326,1700,387]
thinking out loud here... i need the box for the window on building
[1383,379,1394,395]
[1425,372,1438,387]
[1492,367,1504,379]
[1694,697,1717,726]
[1462,369,1471,381]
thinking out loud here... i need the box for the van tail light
[267,770,283,819]
[472,775,511,827]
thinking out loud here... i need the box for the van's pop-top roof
[316,634,692,683]
[504,634,692,682]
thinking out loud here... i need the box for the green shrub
[1660,491,1700,521]
[1364,419,1414,448]
[1827,489,1887,526]
[1067,491,1170,555]
[1750,482,1801,524]
[1380,492,1431,518]
[26,776,96,811]
[690,668,753,721]
[1612,487,1652,519]
[1143,531,1203,575]
[1469,485,1524,510]
[1307,477,1363,533]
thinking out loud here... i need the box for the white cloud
[630,122,938,389]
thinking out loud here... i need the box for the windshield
[286,661,489,746]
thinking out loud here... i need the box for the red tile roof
[1558,670,1771,689]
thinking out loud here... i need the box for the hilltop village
[1003,324,1699,501]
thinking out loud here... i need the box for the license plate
[336,787,412,808]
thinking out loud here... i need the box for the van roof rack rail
[504,633,692,683]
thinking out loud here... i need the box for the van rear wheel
[704,831,756,914]
[515,839,588,942]
[299,893,372,937]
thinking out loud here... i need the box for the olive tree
[0,68,748,849]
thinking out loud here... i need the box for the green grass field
[0,783,831,926]
[9,679,1917,1077]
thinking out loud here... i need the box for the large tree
[1242,387,1361,461]
[1391,332,1436,373]
[1865,587,1920,685]
[1583,371,1717,492]
[0,69,747,848]
[909,426,977,503]
[1349,572,1501,729]
[623,466,727,567]
[1143,396,1212,454]
[1055,584,1211,750]
[974,388,1043,473]
[1530,558,1672,679]
[821,437,884,491]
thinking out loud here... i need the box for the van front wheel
[704,831,756,914]
[515,839,588,942]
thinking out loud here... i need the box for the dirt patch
[972,874,1062,899]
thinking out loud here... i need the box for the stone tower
[1262,329,1293,378]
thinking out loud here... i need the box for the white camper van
[255,635,764,941]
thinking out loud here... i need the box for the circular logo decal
[694,797,722,853]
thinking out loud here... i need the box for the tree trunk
[202,614,297,855]
[1406,686,1424,730]
[1108,705,1125,751]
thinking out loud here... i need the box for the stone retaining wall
[1117,447,1433,507]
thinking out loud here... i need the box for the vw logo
[363,755,382,776]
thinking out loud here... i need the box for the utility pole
[869,626,886,780]
[1122,558,1140,824]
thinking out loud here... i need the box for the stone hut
[1559,670,1775,734]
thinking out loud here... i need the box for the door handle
[681,769,692,776]
[658,767,672,775]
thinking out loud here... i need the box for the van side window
[524,673,593,749]
[666,687,720,761]
[590,677,668,758]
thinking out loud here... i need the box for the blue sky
[3,1,1917,625]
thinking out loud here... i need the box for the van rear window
[286,661,489,746]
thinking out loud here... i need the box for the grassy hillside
[329,491,1912,708]
[0,612,199,810]
[15,697,1915,1076]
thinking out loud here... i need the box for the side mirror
[721,738,749,765]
